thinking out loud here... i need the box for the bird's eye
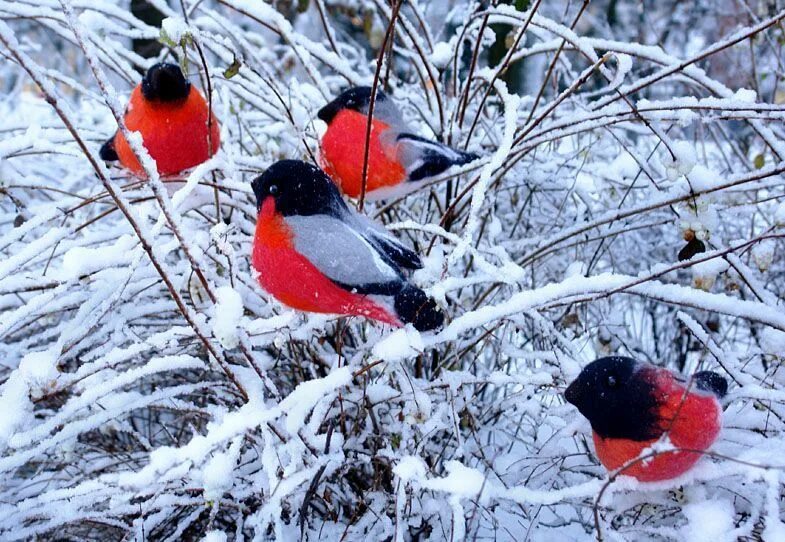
[268,184,279,196]
[606,375,618,388]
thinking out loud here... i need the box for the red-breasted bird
[250,160,444,331]
[317,86,478,200]
[565,356,727,482]
[99,63,220,177]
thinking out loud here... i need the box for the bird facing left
[250,159,444,332]
[565,356,727,482]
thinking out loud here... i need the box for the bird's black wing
[349,212,423,271]
[396,133,478,182]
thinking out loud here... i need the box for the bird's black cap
[141,63,191,102]
[317,86,388,124]
[693,371,728,399]
[565,356,663,441]
[251,160,345,218]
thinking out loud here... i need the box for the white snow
[691,258,729,291]
[279,367,352,434]
[161,17,191,45]
[394,455,428,482]
[372,326,424,361]
[733,88,757,103]
[751,240,775,272]
[61,235,136,280]
[421,461,487,498]
[211,286,243,349]
[430,42,453,69]
[663,141,697,181]
[17,349,59,397]
[680,499,735,542]
[776,203,785,226]
[2,3,785,541]
[201,531,227,542]
[202,449,236,501]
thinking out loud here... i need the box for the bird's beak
[317,101,340,124]
[250,176,266,210]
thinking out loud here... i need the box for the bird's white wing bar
[286,214,402,290]
[395,134,478,181]
[398,135,466,164]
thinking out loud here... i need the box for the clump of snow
[751,240,775,272]
[279,367,352,434]
[430,42,453,69]
[733,88,757,103]
[573,171,598,199]
[211,286,243,349]
[422,461,486,499]
[394,455,427,482]
[161,17,191,45]
[775,202,785,226]
[691,258,729,291]
[17,349,59,398]
[0,349,58,448]
[688,165,721,192]
[201,531,227,542]
[663,141,697,181]
[763,513,785,542]
[564,261,585,279]
[607,151,639,180]
[202,449,236,501]
[760,328,785,357]
[61,235,136,280]
[0,372,33,449]
[372,326,424,361]
[77,10,106,32]
[680,499,735,542]
[365,383,399,403]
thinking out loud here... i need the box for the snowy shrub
[1,0,785,540]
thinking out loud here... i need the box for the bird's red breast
[592,368,722,482]
[251,197,401,325]
[113,85,220,177]
[319,109,406,198]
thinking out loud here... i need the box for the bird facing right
[317,86,478,200]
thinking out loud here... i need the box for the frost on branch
[1,1,785,541]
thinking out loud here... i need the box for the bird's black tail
[454,149,479,165]
[394,284,444,332]
[693,371,728,399]
[99,136,118,161]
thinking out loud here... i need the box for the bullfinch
[317,86,478,200]
[99,63,220,177]
[250,160,444,332]
[565,356,728,482]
